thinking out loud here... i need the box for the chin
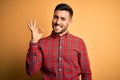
[53,30,60,33]
[54,31,60,34]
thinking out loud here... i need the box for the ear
[68,18,72,26]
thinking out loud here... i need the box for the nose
[56,18,60,24]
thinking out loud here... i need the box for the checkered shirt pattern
[26,32,92,80]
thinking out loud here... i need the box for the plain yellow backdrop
[0,0,120,80]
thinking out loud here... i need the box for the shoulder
[69,33,87,49]
[69,33,84,42]
[68,33,87,46]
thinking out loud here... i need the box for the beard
[52,23,68,34]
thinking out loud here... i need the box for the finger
[39,27,44,33]
[27,20,32,29]
[29,19,33,27]
[33,19,36,27]
[40,27,44,33]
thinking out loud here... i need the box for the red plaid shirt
[26,31,92,80]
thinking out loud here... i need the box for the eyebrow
[53,15,66,20]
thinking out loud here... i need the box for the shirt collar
[50,31,70,39]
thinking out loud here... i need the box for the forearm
[81,73,92,80]
[79,73,92,80]
[78,40,92,80]
[26,42,42,75]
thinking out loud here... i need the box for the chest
[41,38,79,62]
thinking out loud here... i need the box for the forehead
[54,10,70,18]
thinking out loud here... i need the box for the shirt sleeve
[78,40,92,80]
[26,41,42,76]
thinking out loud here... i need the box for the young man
[26,3,92,80]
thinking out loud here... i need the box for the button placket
[58,36,63,74]
[59,68,62,71]
[59,57,62,60]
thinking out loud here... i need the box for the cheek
[52,21,55,26]
[66,21,71,26]
[63,22,69,26]
[52,19,57,23]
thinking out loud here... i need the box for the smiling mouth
[54,24,62,28]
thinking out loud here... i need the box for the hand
[28,19,44,43]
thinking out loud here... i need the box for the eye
[53,15,58,19]
[61,17,66,21]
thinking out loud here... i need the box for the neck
[59,30,68,36]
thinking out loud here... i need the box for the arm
[26,42,42,75]
[26,20,44,75]
[78,40,92,80]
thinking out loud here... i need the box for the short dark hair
[54,3,73,18]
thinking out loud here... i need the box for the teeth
[56,25,60,27]
[55,25,61,28]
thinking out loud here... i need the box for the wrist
[31,39,39,43]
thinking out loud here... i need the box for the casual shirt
[26,31,92,80]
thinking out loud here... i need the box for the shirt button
[59,58,62,60]
[60,46,62,49]
[59,68,61,71]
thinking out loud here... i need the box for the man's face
[52,10,72,34]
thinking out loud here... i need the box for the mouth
[53,24,62,33]
[54,24,62,28]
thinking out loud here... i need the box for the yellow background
[0,0,120,80]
